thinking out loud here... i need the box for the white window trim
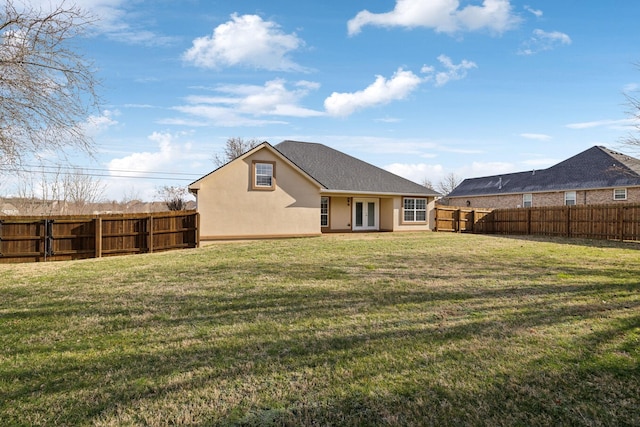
[252,161,276,191]
[402,197,427,223]
[613,188,627,201]
[320,196,329,228]
[523,193,532,208]
[564,191,576,206]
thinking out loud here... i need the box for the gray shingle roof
[448,146,640,197]
[274,140,440,196]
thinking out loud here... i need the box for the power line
[1,164,208,181]
[6,169,197,181]
[9,164,204,177]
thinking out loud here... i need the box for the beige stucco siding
[379,198,394,231]
[321,194,435,232]
[194,149,322,239]
[326,196,352,231]
[390,197,437,232]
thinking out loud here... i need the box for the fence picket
[0,211,198,263]
[436,204,640,242]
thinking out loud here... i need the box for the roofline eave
[321,189,440,197]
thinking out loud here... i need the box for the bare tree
[421,177,435,191]
[213,137,262,167]
[12,166,104,214]
[437,172,462,195]
[0,0,100,166]
[157,185,189,211]
[62,169,105,214]
[622,84,640,152]
[14,166,63,215]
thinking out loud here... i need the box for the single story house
[446,146,640,209]
[189,140,441,240]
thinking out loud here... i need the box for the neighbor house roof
[448,146,640,197]
[274,140,440,196]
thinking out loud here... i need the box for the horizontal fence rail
[0,211,199,263]
[436,204,640,242]
[434,206,493,233]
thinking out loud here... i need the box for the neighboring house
[0,201,19,215]
[447,146,640,209]
[189,140,441,240]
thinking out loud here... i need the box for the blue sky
[20,0,640,200]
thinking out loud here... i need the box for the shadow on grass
[1,238,639,425]
[480,232,640,250]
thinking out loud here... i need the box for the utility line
[5,164,204,177]
[4,169,197,181]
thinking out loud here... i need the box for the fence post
[148,216,154,253]
[566,206,571,238]
[527,209,532,235]
[195,212,200,248]
[43,219,54,261]
[94,217,102,258]
[618,206,624,242]
[454,208,459,232]
[470,209,476,232]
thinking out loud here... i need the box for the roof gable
[448,146,640,197]
[274,140,439,196]
[189,142,321,191]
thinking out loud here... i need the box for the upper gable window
[614,188,627,201]
[252,161,275,191]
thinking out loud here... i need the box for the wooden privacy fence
[0,210,199,263]
[436,204,640,242]
[435,206,493,232]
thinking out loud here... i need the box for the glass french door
[353,198,379,231]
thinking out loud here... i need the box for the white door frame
[352,198,379,231]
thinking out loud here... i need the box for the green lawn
[1,233,638,426]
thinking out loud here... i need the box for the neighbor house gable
[448,146,640,198]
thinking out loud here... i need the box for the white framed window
[252,161,275,190]
[403,197,427,222]
[564,191,576,206]
[321,197,329,227]
[614,188,627,201]
[523,193,532,208]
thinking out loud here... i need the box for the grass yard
[0,232,638,426]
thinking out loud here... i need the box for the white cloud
[520,133,551,141]
[524,5,543,18]
[324,68,423,117]
[82,110,119,136]
[104,132,208,200]
[183,14,305,71]
[460,161,517,178]
[57,0,178,46]
[348,0,520,36]
[566,118,637,130]
[386,160,518,190]
[169,79,323,127]
[519,29,571,55]
[384,162,445,185]
[423,55,477,87]
[521,158,557,168]
[108,132,182,177]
